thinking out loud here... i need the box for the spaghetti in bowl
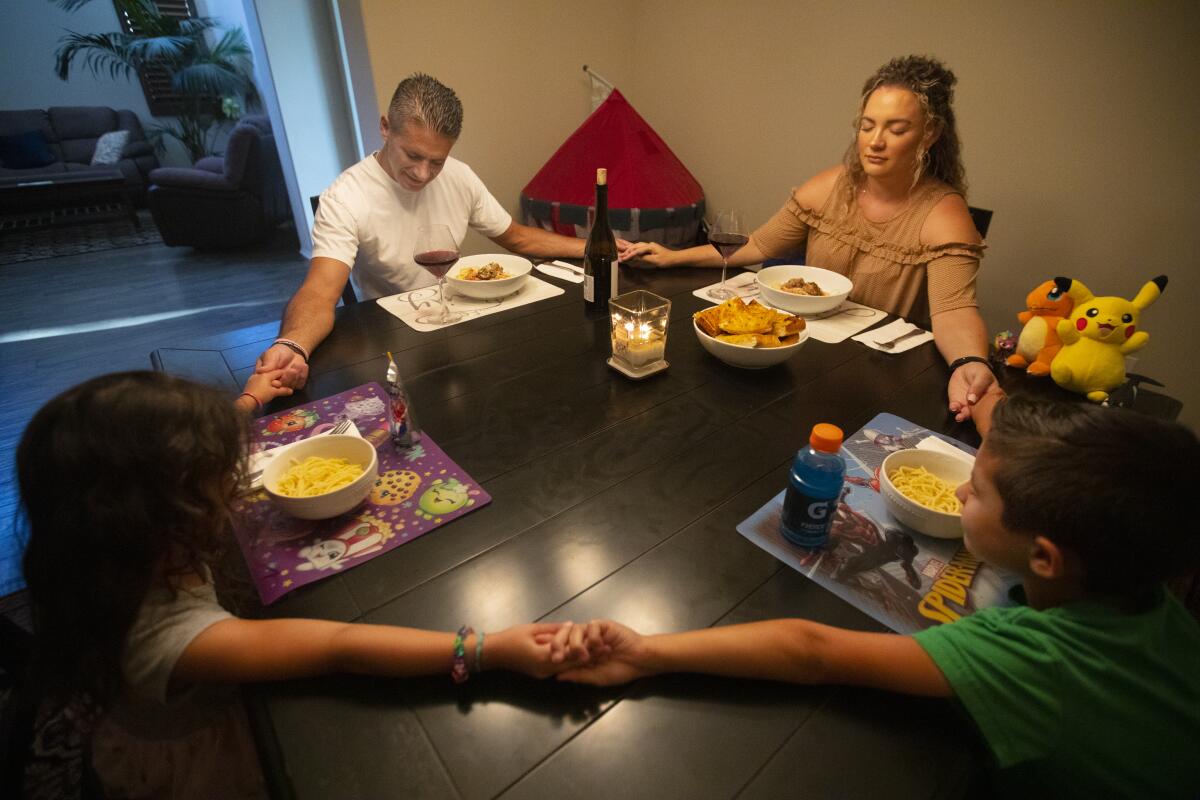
[879,449,973,539]
[262,434,378,519]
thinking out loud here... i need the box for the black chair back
[968,206,993,239]
[310,194,358,307]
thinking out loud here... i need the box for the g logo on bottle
[808,501,830,520]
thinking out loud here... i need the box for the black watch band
[948,355,991,374]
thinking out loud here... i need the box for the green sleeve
[913,607,1064,768]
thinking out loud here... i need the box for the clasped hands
[947,361,1004,431]
[507,619,644,685]
[256,343,310,390]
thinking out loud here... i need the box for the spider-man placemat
[232,382,491,604]
[737,413,1015,634]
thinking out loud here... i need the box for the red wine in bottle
[709,232,748,262]
[584,168,618,314]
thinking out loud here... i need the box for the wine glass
[707,210,748,300]
[413,224,463,325]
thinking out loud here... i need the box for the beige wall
[360,0,1200,426]
[360,0,635,256]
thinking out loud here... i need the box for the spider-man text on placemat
[232,382,491,604]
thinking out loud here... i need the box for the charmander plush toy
[1007,279,1075,376]
[1050,275,1167,402]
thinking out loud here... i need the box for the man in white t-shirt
[256,73,591,389]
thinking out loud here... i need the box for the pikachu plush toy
[1050,275,1167,402]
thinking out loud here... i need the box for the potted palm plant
[53,0,259,162]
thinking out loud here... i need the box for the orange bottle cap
[809,423,843,453]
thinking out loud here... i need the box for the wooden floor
[0,225,309,595]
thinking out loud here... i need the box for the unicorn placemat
[232,382,491,604]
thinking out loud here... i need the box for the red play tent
[520,89,705,246]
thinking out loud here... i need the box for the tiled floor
[1,223,307,595]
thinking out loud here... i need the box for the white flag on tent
[584,65,614,111]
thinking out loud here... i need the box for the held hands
[243,369,295,406]
[947,362,1003,430]
[618,241,674,268]
[494,619,649,685]
[255,343,309,390]
[554,619,651,686]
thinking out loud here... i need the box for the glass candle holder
[608,290,670,378]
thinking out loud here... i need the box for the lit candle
[612,319,666,368]
[608,290,671,377]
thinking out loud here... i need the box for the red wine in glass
[414,249,459,278]
[709,232,749,262]
[413,224,463,324]
[706,210,746,300]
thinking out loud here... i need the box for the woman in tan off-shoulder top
[622,56,1002,432]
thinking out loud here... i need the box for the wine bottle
[584,167,618,314]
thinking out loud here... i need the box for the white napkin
[915,435,976,467]
[852,319,933,353]
[535,261,584,284]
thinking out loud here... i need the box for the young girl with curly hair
[16,371,580,798]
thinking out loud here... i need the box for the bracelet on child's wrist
[451,625,474,684]
[237,391,263,411]
[274,338,310,363]
[474,631,486,674]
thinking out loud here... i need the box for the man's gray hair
[387,73,463,139]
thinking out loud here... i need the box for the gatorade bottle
[780,423,846,548]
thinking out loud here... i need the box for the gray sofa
[0,106,159,204]
[148,115,291,248]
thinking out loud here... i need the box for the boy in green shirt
[555,396,1200,797]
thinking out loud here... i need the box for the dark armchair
[147,115,291,248]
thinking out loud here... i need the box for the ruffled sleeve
[749,191,810,259]
[777,195,987,267]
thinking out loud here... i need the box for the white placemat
[376,276,564,332]
[851,318,933,352]
[691,271,760,302]
[797,301,887,344]
[692,272,886,344]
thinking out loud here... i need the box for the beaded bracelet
[474,631,486,674]
[451,625,474,684]
[274,338,310,363]
[237,391,263,411]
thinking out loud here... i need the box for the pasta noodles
[275,456,364,497]
[889,465,962,513]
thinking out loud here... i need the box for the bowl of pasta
[445,254,532,300]
[879,449,973,539]
[261,435,378,519]
[756,265,852,316]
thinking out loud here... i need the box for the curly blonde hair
[841,55,966,207]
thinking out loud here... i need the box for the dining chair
[309,194,359,307]
[968,205,993,239]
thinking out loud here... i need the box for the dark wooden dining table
[152,265,1001,800]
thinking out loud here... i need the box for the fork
[875,328,926,350]
[248,418,354,483]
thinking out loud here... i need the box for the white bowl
[756,265,853,316]
[262,435,379,520]
[445,253,533,299]
[879,449,974,539]
[693,318,809,369]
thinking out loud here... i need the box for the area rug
[0,207,162,266]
